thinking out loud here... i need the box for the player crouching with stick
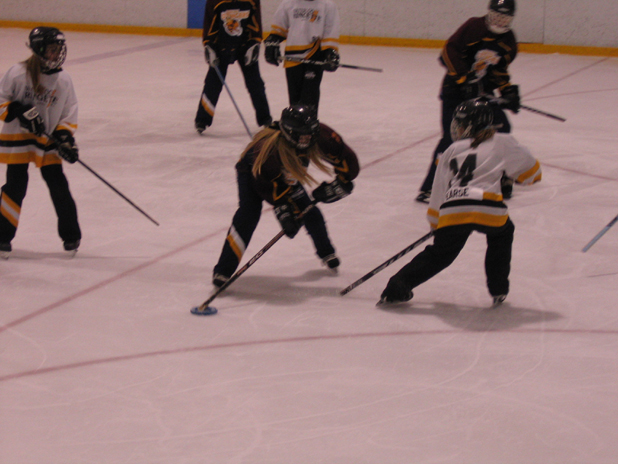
[211,105,360,288]
[380,98,541,306]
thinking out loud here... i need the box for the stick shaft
[77,159,160,226]
[213,64,253,138]
[520,104,566,122]
[284,56,383,72]
[340,231,433,295]
[197,229,286,310]
[44,132,159,226]
[196,202,318,311]
[582,214,618,252]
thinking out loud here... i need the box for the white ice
[1,28,617,464]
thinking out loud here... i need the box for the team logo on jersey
[471,49,501,79]
[221,9,250,37]
[24,86,58,108]
[293,8,321,23]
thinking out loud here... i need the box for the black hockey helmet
[279,105,320,149]
[450,98,494,142]
[487,0,516,34]
[28,26,67,71]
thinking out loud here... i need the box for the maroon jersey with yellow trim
[202,0,263,60]
[440,16,517,98]
[237,122,360,205]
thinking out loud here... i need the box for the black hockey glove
[323,49,340,72]
[10,102,45,136]
[244,42,260,66]
[264,34,284,66]
[274,203,302,238]
[500,84,520,113]
[204,45,219,67]
[312,179,353,204]
[52,130,79,163]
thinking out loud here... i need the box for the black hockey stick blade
[340,231,434,296]
[582,213,618,252]
[520,104,566,122]
[284,56,383,72]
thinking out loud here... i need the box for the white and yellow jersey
[0,63,78,167]
[270,0,340,67]
[428,133,542,229]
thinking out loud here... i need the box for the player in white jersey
[0,27,81,258]
[380,98,541,306]
[264,0,340,110]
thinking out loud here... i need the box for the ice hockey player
[263,0,341,111]
[194,0,272,133]
[416,0,520,204]
[0,27,81,259]
[211,105,359,288]
[380,98,541,306]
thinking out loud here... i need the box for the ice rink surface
[1,27,617,463]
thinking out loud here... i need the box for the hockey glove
[323,49,340,72]
[10,102,45,136]
[244,42,260,66]
[312,179,353,204]
[500,84,520,113]
[264,34,283,66]
[274,203,301,238]
[204,45,219,67]
[52,130,79,163]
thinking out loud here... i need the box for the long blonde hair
[23,55,44,95]
[471,127,497,148]
[248,127,332,186]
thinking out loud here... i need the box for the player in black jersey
[416,0,521,203]
[211,105,359,288]
[195,0,272,133]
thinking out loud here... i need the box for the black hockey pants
[0,163,81,244]
[285,63,324,110]
[195,59,271,128]
[419,95,512,193]
[213,169,335,278]
[389,219,515,298]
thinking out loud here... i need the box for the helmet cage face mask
[486,10,514,34]
[279,106,320,149]
[28,27,67,71]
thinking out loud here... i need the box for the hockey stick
[191,202,317,315]
[489,97,566,122]
[213,64,253,139]
[340,231,434,296]
[44,132,160,226]
[582,213,618,252]
[520,104,566,122]
[284,56,383,73]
